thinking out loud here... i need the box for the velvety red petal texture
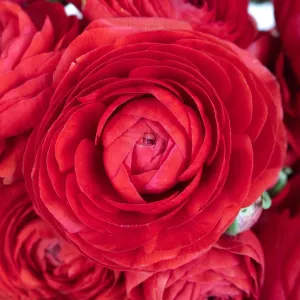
[125,231,264,299]
[75,0,257,48]
[0,0,79,185]
[24,18,286,271]
[256,209,300,300]
[273,0,300,158]
[0,182,125,299]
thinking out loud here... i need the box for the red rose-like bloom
[74,0,257,48]
[273,0,300,156]
[257,209,300,299]
[277,54,300,156]
[0,182,125,299]
[273,0,300,81]
[0,0,78,73]
[24,18,286,270]
[256,169,300,299]
[0,1,79,185]
[126,231,264,299]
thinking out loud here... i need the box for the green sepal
[283,167,293,176]
[261,192,272,210]
[268,168,292,197]
[225,219,239,236]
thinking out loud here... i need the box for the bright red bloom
[273,0,300,81]
[0,182,125,299]
[0,0,79,185]
[0,0,78,73]
[256,164,300,299]
[273,0,300,157]
[125,231,264,299]
[72,0,257,48]
[24,18,286,271]
[257,209,300,299]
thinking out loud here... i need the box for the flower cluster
[0,0,298,299]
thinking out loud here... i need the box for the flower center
[45,241,62,267]
[101,97,192,200]
[137,133,157,146]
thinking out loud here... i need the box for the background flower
[256,209,300,299]
[255,160,300,300]
[0,0,79,185]
[125,231,264,300]
[247,30,280,70]
[69,0,257,48]
[0,182,125,299]
[273,0,300,80]
[273,0,300,157]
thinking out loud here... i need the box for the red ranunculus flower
[273,0,300,81]
[0,0,78,73]
[125,231,264,299]
[24,18,286,271]
[257,209,300,299]
[71,0,257,48]
[256,166,300,299]
[273,0,300,157]
[0,0,79,185]
[0,182,125,299]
